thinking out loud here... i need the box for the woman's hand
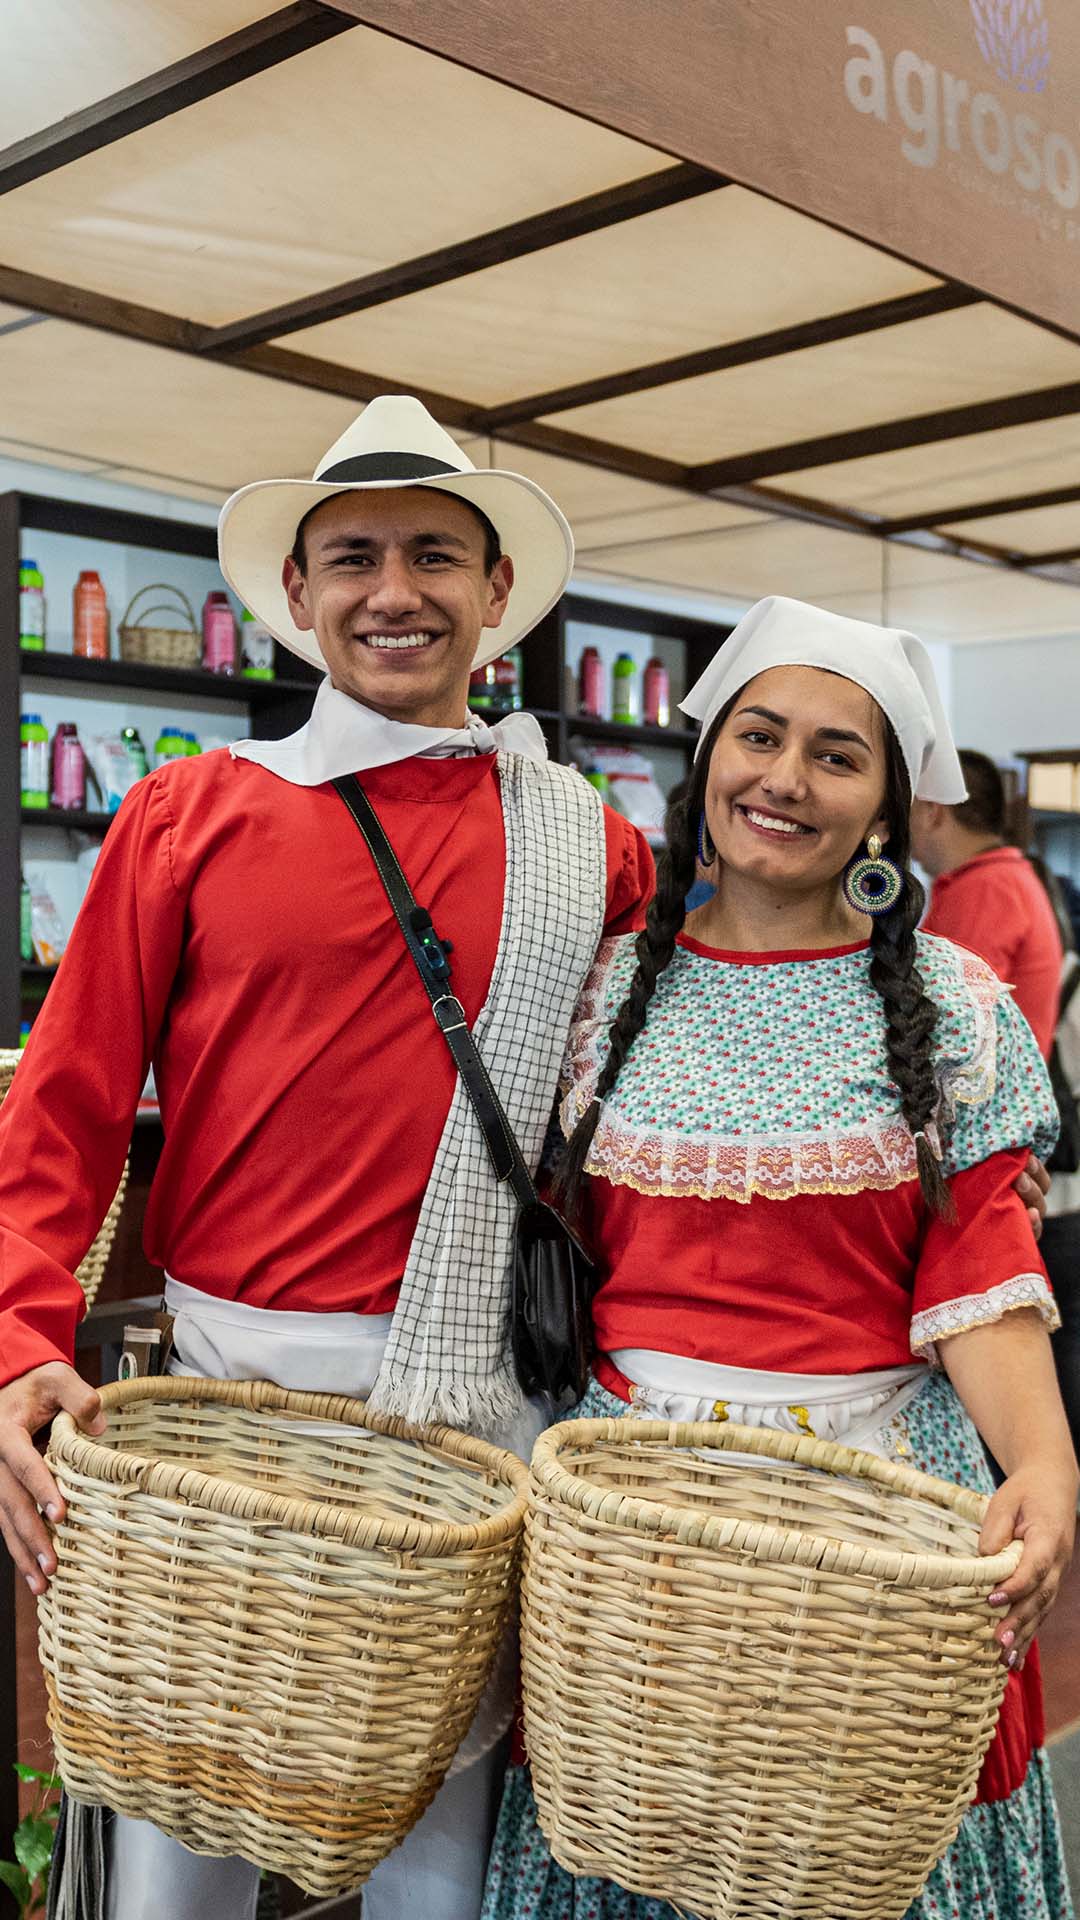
[981,1457,1077,1666]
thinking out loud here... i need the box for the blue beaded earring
[843,835,903,916]
[697,813,715,868]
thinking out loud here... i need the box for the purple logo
[969,0,1050,93]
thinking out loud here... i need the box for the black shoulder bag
[333,775,596,1408]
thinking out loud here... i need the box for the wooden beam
[0,4,355,197]
[2,260,1077,600]
[198,163,723,353]
[690,383,1080,492]
[481,285,980,430]
[883,482,1080,535]
[1018,544,1080,567]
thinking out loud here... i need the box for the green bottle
[20,713,49,806]
[19,874,32,962]
[612,652,638,724]
[121,727,149,779]
[19,557,45,651]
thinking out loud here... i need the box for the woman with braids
[483,598,1076,1920]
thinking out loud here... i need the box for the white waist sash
[609,1348,927,1460]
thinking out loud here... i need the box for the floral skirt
[481,1372,1074,1920]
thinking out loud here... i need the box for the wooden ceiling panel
[0,28,665,326]
[540,307,1080,467]
[283,190,935,407]
[779,414,1080,522]
[0,318,360,492]
[590,516,883,609]
[879,542,1080,641]
[0,0,276,147]
[937,501,1080,555]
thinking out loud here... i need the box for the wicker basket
[523,1417,1021,1920]
[118,584,201,668]
[0,1050,127,1306]
[40,1376,529,1896]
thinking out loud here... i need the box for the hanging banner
[326,0,1080,341]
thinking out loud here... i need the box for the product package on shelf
[569,740,667,844]
[86,736,142,813]
[28,883,67,968]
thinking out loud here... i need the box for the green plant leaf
[14,1813,54,1881]
[11,1767,61,1791]
[0,1858,32,1907]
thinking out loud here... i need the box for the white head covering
[679,596,966,804]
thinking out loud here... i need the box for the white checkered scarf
[366,752,607,1437]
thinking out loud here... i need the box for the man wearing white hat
[0,398,654,1920]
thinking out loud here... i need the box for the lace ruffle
[910,1274,1060,1365]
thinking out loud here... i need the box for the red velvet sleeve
[910,1146,1057,1362]
[602,808,655,935]
[0,773,186,1386]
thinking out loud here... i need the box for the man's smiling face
[281,487,514,726]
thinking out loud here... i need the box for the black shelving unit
[521,590,727,767]
[4,489,321,1044]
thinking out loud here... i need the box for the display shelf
[1030,808,1080,827]
[565,714,699,750]
[21,964,56,980]
[21,805,113,830]
[19,651,318,703]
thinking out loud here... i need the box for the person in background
[910,749,1062,1057]
[1028,854,1080,1462]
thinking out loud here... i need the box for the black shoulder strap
[1060,955,1080,1022]
[332,774,537,1212]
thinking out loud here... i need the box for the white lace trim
[910,1274,1060,1366]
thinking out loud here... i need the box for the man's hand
[1015,1152,1050,1240]
[0,1363,105,1593]
[982,1456,1077,1665]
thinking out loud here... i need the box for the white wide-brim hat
[218,394,574,673]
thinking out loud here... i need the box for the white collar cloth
[679,595,966,804]
[230,672,549,785]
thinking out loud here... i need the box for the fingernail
[988,1591,1008,1606]
[37,1554,51,1573]
[24,1573,39,1594]
[45,1504,61,1523]
[1001,1628,1015,1649]
[1007,1650,1018,1668]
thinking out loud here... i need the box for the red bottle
[51,723,86,810]
[578,645,604,716]
[73,571,108,659]
[202,591,237,675]
[643,656,670,727]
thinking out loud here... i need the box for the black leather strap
[333,774,538,1212]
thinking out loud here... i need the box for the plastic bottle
[643,656,670,728]
[468,663,498,710]
[493,647,523,711]
[578,646,604,717]
[121,726,149,780]
[153,725,188,769]
[612,652,638,724]
[582,766,610,796]
[202,592,236,676]
[239,608,276,680]
[73,571,109,659]
[183,731,201,756]
[19,557,45,651]
[19,875,32,963]
[20,713,49,807]
[50,722,86,811]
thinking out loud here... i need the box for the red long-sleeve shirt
[0,750,653,1388]
[922,846,1062,1056]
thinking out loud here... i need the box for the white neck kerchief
[230,673,549,785]
[680,596,966,804]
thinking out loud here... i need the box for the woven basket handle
[119,583,199,632]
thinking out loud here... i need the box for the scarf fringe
[366,1364,527,1440]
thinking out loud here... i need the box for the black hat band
[316,453,461,484]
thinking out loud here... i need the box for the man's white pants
[104,1735,508,1920]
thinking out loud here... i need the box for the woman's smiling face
[703,664,891,897]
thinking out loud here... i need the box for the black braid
[555,712,729,1217]
[868,738,956,1219]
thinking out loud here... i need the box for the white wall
[950,633,1080,758]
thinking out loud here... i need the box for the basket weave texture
[0,1051,126,1306]
[118,583,201,667]
[522,1417,1021,1920]
[40,1376,529,1897]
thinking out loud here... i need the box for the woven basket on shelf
[523,1417,1021,1920]
[40,1376,529,1897]
[0,1050,127,1306]
[118,583,201,668]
